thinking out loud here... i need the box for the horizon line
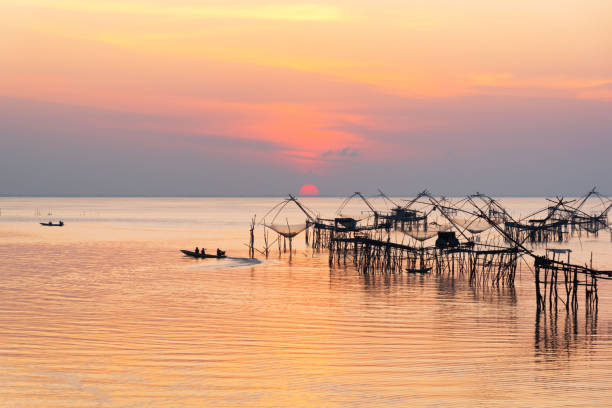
[0,194,601,198]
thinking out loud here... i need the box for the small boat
[406,266,432,274]
[40,222,64,227]
[180,250,227,259]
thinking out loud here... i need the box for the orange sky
[1,1,611,194]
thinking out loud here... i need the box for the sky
[1,0,611,196]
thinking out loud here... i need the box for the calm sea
[0,197,611,407]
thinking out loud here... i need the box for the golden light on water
[0,197,612,406]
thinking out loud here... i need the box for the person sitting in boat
[194,247,199,255]
[201,248,206,256]
[59,220,64,226]
[216,248,224,257]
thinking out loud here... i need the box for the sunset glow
[1,0,611,195]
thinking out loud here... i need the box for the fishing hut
[328,192,523,288]
[504,189,612,244]
[532,252,611,313]
[309,191,394,251]
[566,188,612,237]
[503,198,570,245]
[247,188,612,311]
[467,194,612,311]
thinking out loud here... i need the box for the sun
[299,184,319,196]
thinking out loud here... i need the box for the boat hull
[180,250,226,259]
[406,267,432,274]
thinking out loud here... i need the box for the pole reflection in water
[534,306,599,357]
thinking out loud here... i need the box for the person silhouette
[195,247,200,255]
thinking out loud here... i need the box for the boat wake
[182,257,263,270]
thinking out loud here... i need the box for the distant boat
[180,249,226,259]
[40,221,64,227]
[406,266,432,274]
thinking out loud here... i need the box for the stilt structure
[248,188,612,311]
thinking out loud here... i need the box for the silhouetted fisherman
[201,248,206,256]
[195,247,199,255]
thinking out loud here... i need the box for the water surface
[1,197,611,407]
